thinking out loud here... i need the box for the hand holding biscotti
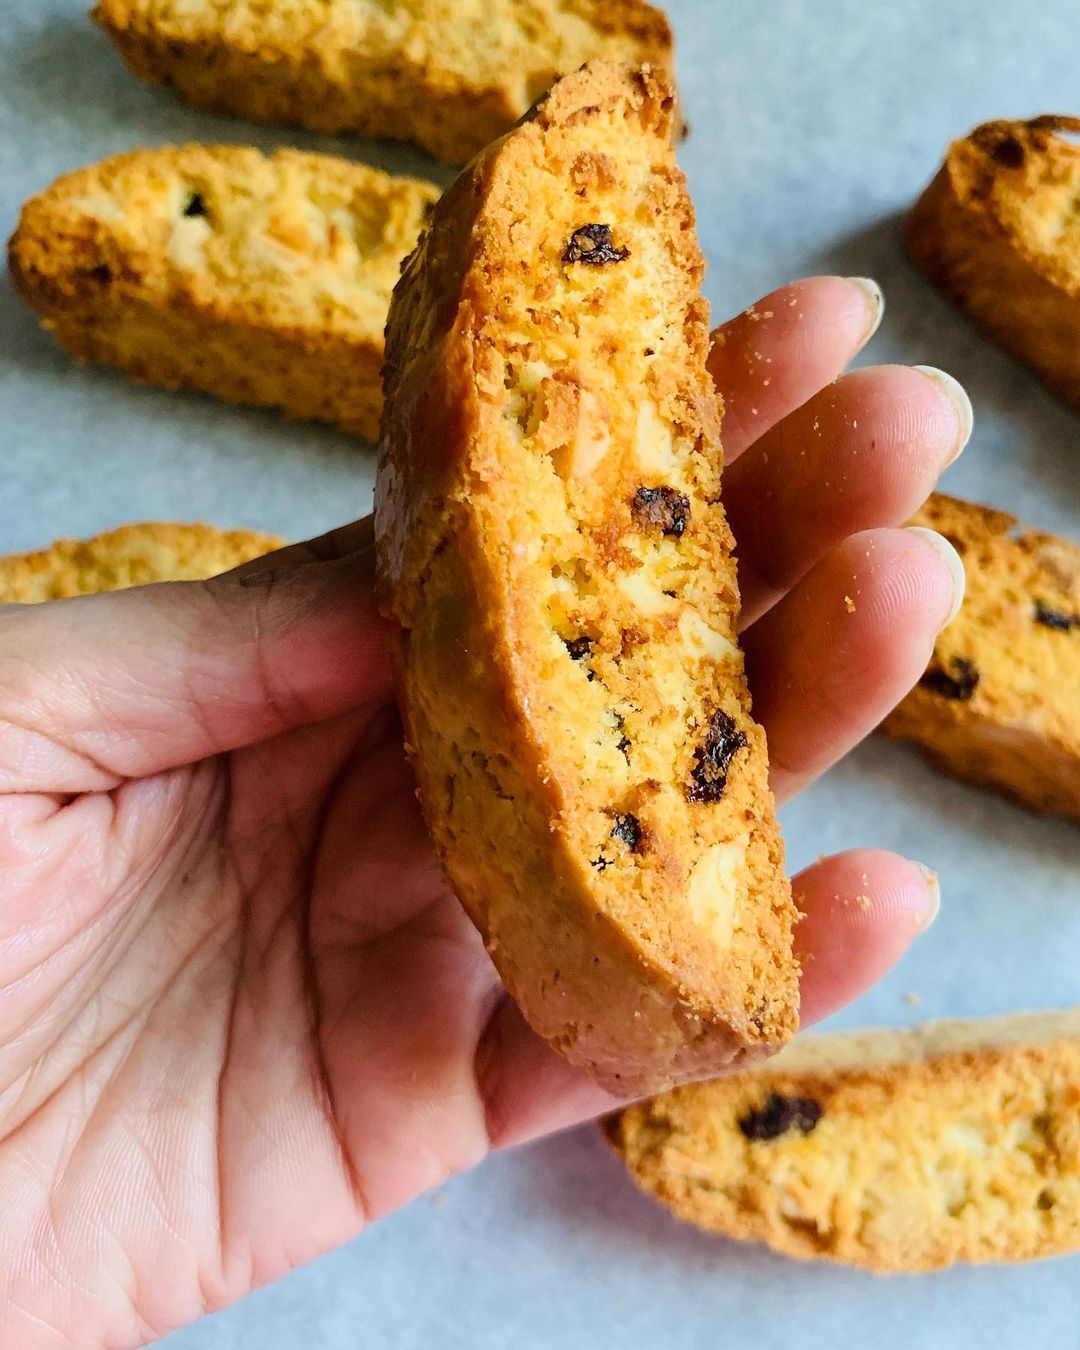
[0,276,968,1346]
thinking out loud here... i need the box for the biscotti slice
[882,493,1079,820]
[376,63,798,1097]
[0,522,282,603]
[606,1009,1080,1273]
[9,146,438,443]
[908,116,1080,411]
[92,0,674,166]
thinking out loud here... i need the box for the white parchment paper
[0,1,1076,1345]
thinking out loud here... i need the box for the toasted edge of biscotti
[0,522,283,603]
[606,1008,1080,1273]
[907,116,1080,410]
[7,144,439,443]
[882,493,1080,821]
[92,0,674,164]
[376,62,798,1097]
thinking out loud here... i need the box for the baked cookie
[606,1009,1080,1272]
[9,145,438,443]
[908,116,1080,411]
[376,63,798,1097]
[0,522,282,604]
[883,493,1079,821]
[92,0,674,165]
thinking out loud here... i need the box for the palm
[0,688,508,1341]
[0,278,967,1347]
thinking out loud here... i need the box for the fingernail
[912,862,941,928]
[846,276,885,344]
[906,526,967,628]
[914,365,974,464]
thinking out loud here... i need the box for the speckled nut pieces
[92,0,674,166]
[8,145,438,443]
[0,522,282,603]
[375,63,799,1097]
[884,493,1080,821]
[908,116,1080,411]
[606,1009,1080,1272]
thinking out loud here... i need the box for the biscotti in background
[606,1009,1080,1272]
[377,62,798,1097]
[883,493,1079,821]
[92,0,674,165]
[908,116,1080,412]
[0,522,282,603]
[8,145,438,443]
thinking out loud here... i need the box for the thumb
[0,518,393,794]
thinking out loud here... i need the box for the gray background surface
[1,1,1078,1346]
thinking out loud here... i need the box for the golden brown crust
[883,493,1080,820]
[908,116,1080,409]
[92,0,674,165]
[606,1009,1080,1273]
[376,63,798,1097]
[8,145,438,443]
[0,522,282,603]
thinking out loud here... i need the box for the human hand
[0,277,969,1348]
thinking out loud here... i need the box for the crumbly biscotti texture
[0,522,282,603]
[92,0,674,166]
[606,1009,1080,1273]
[908,115,1080,411]
[8,145,439,443]
[882,493,1080,820]
[376,63,798,1097]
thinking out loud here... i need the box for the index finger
[708,276,884,461]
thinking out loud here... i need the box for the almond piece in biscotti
[376,62,799,1097]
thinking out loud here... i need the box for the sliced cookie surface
[9,145,438,442]
[93,0,674,165]
[908,116,1080,411]
[607,1010,1080,1272]
[884,493,1080,821]
[0,523,282,603]
[377,62,798,1096]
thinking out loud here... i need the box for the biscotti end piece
[606,1010,1080,1272]
[908,116,1080,409]
[93,0,674,165]
[376,62,798,1097]
[0,522,282,604]
[883,493,1080,820]
[8,145,438,442]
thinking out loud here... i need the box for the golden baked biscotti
[882,493,1079,821]
[908,115,1080,411]
[9,145,438,443]
[0,522,282,604]
[92,0,674,166]
[606,1009,1080,1273]
[376,63,799,1097]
